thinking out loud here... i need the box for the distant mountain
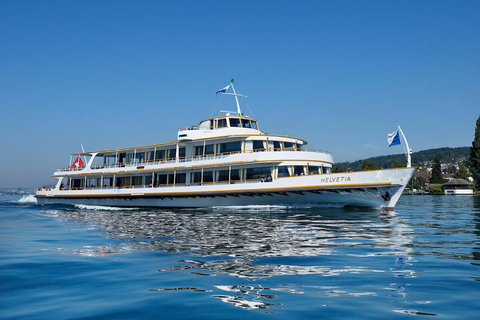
[335,147,470,172]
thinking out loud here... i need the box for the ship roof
[72,133,309,155]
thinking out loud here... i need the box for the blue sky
[1,0,479,188]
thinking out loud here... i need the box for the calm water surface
[1,195,479,319]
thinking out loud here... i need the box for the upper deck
[51,81,333,176]
[178,114,262,140]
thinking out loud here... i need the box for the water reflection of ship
[49,206,414,270]
[47,206,417,310]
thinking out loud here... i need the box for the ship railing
[59,177,273,191]
[56,148,331,172]
[57,166,85,172]
[178,126,202,131]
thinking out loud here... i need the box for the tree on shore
[361,160,378,170]
[390,161,405,168]
[430,155,444,184]
[470,116,480,187]
[453,165,469,180]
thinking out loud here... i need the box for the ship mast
[221,79,247,115]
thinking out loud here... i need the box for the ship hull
[36,168,415,210]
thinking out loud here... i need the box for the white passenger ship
[36,81,415,209]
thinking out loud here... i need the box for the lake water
[1,195,479,319]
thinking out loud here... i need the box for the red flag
[71,155,84,168]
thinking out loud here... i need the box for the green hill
[335,147,470,172]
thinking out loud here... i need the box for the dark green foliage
[470,116,480,187]
[453,165,469,180]
[429,185,444,195]
[430,156,443,184]
[390,161,405,168]
[361,160,379,170]
[335,147,469,172]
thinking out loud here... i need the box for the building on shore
[443,178,474,195]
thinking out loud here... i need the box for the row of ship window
[96,140,302,166]
[63,165,331,189]
[200,118,258,130]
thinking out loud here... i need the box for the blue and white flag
[216,85,230,95]
[387,130,401,147]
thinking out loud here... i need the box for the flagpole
[398,126,412,168]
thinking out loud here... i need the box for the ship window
[217,118,227,128]
[176,173,186,184]
[308,166,320,174]
[219,141,242,154]
[277,166,291,177]
[192,171,214,183]
[205,144,215,155]
[132,176,143,186]
[217,170,230,182]
[195,145,215,155]
[217,169,241,182]
[102,177,113,187]
[72,179,83,189]
[74,179,84,189]
[179,147,186,159]
[168,174,175,185]
[135,152,145,162]
[252,140,265,152]
[145,175,152,186]
[241,119,251,128]
[203,171,214,183]
[167,148,176,159]
[157,174,168,186]
[191,172,202,183]
[229,118,241,127]
[155,150,165,160]
[246,167,272,180]
[119,153,126,163]
[293,166,305,176]
[295,143,303,150]
[284,142,295,150]
[86,178,97,187]
[230,169,241,181]
[273,141,281,151]
[118,177,131,187]
[104,155,116,164]
[322,166,330,174]
[251,121,258,129]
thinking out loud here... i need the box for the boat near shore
[36,81,415,209]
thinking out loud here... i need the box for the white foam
[17,194,37,204]
[73,204,137,211]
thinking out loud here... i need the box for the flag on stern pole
[387,130,401,147]
[216,85,230,95]
[71,155,84,168]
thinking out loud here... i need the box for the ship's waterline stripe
[36,181,394,198]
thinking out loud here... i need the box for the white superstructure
[36,81,415,209]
